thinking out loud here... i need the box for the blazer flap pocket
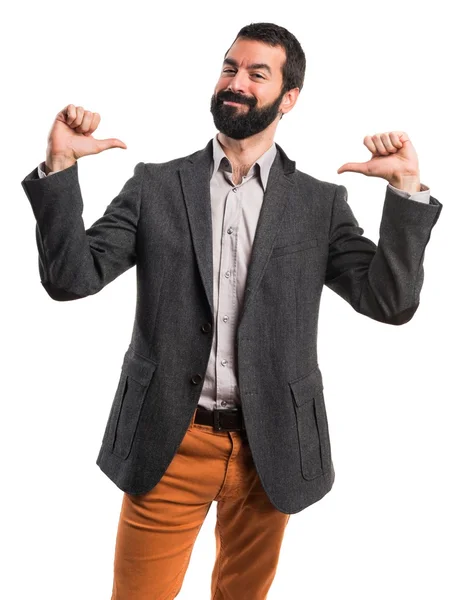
[289,366,323,407]
[121,347,157,385]
[271,237,319,258]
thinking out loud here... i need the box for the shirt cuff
[38,162,46,178]
[38,161,62,178]
[387,182,431,204]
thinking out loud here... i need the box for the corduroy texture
[21,139,442,514]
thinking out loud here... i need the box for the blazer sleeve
[324,183,443,325]
[21,160,145,301]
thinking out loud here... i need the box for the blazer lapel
[239,145,295,324]
[178,139,296,323]
[179,140,215,316]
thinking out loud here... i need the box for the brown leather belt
[194,406,246,431]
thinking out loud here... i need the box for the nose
[226,70,249,95]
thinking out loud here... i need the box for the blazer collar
[185,136,296,175]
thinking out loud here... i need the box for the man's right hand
[45,104,127,174]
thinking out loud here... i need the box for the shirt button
[221,401,227,407]
[221,359,227,366]
[225,271,230,278]
[223,315,229,322]
[232,187,237,193]
[227,227,233,234]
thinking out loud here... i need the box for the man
[21,22,442,600]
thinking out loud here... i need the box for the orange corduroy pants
[111,407,291,599]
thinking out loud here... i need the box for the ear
[280,88,300,115]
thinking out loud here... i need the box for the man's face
[210,38,288,140]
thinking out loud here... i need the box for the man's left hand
[337,131,420,191]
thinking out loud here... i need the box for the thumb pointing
[95,138,127,153]
[337,162,369,175]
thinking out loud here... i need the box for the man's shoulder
[294,167,339,199]
[143,142,211,173]
[143,154,190,173]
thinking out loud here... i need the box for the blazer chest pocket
[271,237,319,258]
[289,366,331,480]
[103,347,157,460]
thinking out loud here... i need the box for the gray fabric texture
[21,138,442,513]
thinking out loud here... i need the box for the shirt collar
[211,134,277,191]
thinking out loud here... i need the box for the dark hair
[225,22,306,94]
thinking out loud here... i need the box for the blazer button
[191,374,203,385]
[201,322,212,333]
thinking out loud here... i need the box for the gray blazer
[21,139,443,514]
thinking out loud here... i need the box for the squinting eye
[222,69,264,79]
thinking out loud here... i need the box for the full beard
[210,91,284,140]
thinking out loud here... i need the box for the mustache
[216,90,257,108]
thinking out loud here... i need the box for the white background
[2,0,465,598]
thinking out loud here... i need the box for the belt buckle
[213,408,244,431]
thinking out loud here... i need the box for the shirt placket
[215,173,245,409]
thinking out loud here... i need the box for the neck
[216,128,275,171]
